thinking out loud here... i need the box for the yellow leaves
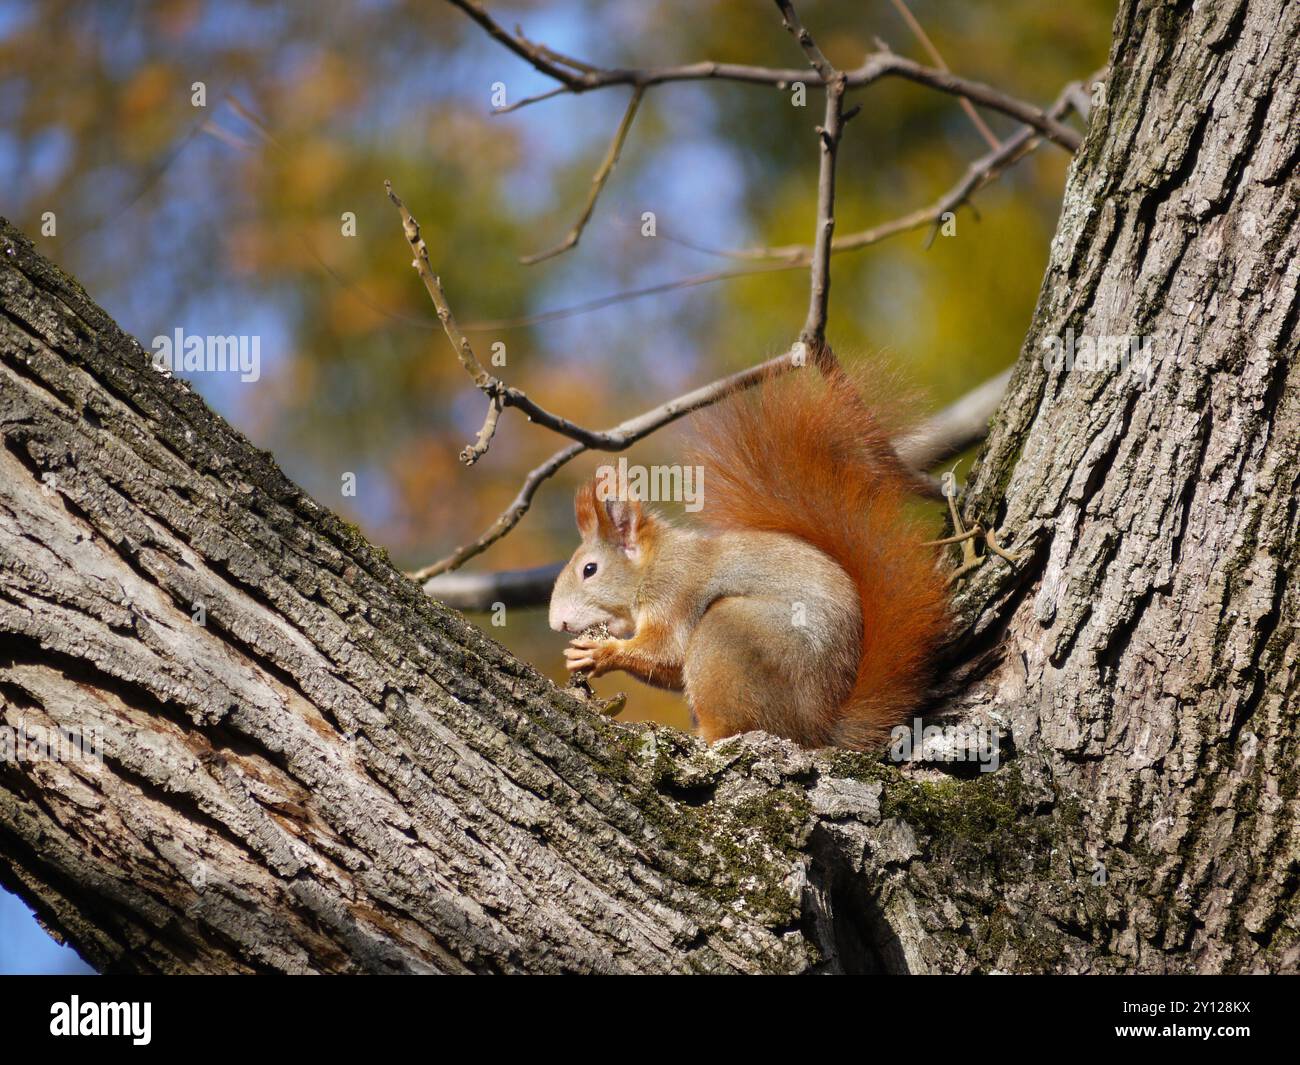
[386,433,473,551]
[287,139,346,203]
[118,63,180,157]
[427,108,523,175]
[281,53,361,126]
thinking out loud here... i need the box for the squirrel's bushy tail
[688,364,948,749]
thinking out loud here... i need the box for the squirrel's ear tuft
[574,480,600,539]
[603,497,650,553]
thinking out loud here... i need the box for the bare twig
[446,0,586,88]
[774,74,1088,260]
[520,85,645,264]
[463,70,1088,331]
[775,0,848,361]
[888,0,1000,150]
[423,363,1016,608]
[869,54,1079,151]
[515,29,602,76]
[412,440,585,581]
[458,63,1090,333]
[446,1,1081,151]
[492,85,569,114]
[386,180,656,456]
[462,392,505,466]
[408,351,799,580]
[385,182,494,388]
[775,0,836,81]
[458,259,804,332]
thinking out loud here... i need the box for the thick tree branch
[423,561,565,611]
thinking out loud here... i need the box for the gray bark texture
[1,0,1297,973]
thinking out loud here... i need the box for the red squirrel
[548,366,949,750]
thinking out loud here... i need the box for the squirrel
[548,363,949,751]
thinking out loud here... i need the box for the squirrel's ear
[603,497,649,554]
[574,480,600,539]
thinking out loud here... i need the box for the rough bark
[0,0,1296,974]
[951,0,1300,971]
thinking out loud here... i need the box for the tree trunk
[1,0,1296,974]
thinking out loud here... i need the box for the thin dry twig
[459,260,803,332]
[422,362,1016,608]
[463,392,505,466]
[447,0,587,88]
[888,0,1000,150]
[448,0,1081,150]
[776,0,836,81]
[520,85,645,264]
[456,74,1091,333]
[407,350,799,580]
[775,0,848,361]
[385,182,492,387]
[386,180,655,458]
[744,74,1091,260]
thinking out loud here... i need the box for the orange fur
[687,365,948,749]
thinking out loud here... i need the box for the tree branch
[457,74,1092,333]
[887,0,1000,150]
[386,180,659,457]
[422,363,1014,609]
[774,0,847,361]
[423,561,565,610]
[406,351,798,581]
[775,0,836,81]
[451,0,1081,151]
[519,85,645,264]
[892,366,1012,471]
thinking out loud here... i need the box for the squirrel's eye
[582,562,598,579]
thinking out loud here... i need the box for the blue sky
[0,891,95,974]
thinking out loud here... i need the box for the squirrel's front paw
[564,636,618,676]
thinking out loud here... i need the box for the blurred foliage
[0,0,1116,725]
